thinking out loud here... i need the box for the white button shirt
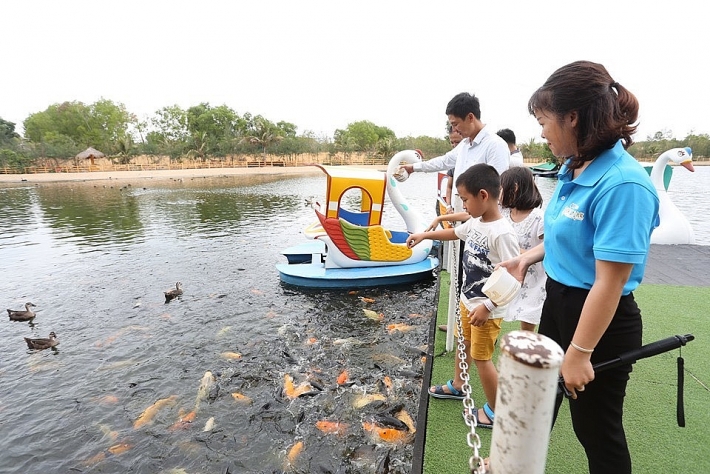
[412,126,510,211]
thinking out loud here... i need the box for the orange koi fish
[362,421,413,444]
[231,392,253,404]
[360,297,376,304]
[286,440,304,465]
[283,374,314,400]
[386,323,415,334]
[336,370,349,385]
[133,395,178,429]
[315,420,348,436]
[169,410,197,430]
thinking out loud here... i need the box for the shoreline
[0,165,388,185]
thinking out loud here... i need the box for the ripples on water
[0,173,440,474]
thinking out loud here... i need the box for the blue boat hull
[276,257,439,289]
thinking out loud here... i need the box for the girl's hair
[455,163,500,199]
[528,60,639,169]
[499,166,543,211]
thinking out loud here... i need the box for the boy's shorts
[454,301,502,360]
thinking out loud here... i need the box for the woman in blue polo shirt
[501,61,659,474]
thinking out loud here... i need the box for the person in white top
[497,128,525,167]
[398,92,510,213]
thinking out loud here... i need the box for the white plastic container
[482,266,521,306]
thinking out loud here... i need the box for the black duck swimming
[7,302,37,321]
[164,282,183,303]
[24,332,59,350]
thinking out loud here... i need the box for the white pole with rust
[489,330,564,474]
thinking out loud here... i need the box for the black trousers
[539,278,642,474]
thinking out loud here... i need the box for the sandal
[464,402,495,428]
[429,379,464,400]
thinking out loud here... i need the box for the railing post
[489,330,564,474]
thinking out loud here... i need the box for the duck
[164,282,183,303]
[24,332,59,350]
[7,302,37,321]
[649,147,695,245]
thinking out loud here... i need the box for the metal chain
[449,239,487,474]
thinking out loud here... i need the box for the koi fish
[97,423,119,442]
[220,351,242,360]
[231,392,253,404]
[195,371,216,411]
[202,416,215,432]
[362,421,413,444]
[108,442,133,455]
[283,374,314,399]
[286,440,304,466]
[360,297,376,304]
[336,370,349,385]
[305,337,318,345]
[387,323,415,334]
[133,395,178,429]
[93,394,120,404]
[169,410,196,430]
[216,326,232,337]
[353,393,387,409]
[363,309,384,322]
[395,408,416,433]
[315,420,348,436]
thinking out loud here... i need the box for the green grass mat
[423,274,709,473]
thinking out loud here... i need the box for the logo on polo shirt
[562,203,584,221]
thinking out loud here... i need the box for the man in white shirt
[399,92,510,212]
[497,128,524,167]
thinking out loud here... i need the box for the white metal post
[445,239,457,351]
[489,330,564,474]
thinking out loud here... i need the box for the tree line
[1,99,708,170]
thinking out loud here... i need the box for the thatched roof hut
[76,147,105,166]
[76,147,105,160]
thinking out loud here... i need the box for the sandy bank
[0,165,388,185]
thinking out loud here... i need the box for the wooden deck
[643,244,710,286]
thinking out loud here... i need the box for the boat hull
[276,257,439,289]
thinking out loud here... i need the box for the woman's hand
[498,255,530,284]
[561,348,595,399]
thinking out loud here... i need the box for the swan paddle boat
[649,147,695,245]
[277,150,439,288]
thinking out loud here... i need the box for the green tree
[334,120,395,153]
[0,118,20,145]
[240,116,284,158]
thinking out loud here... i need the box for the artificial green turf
[423,274,710,473]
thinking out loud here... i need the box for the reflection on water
[0,172,439,474]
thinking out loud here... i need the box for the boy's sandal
[464,402,495,429]
[429,379,464,400]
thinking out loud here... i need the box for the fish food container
[482,267,521,306]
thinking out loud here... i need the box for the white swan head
[386,150,426,233]
[651,147,694,191]
[650,147,695,245]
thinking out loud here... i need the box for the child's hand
[425,218,441,232]
[406,233,422,248]
[468,304,490,327]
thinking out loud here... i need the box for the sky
[2,0,709,144]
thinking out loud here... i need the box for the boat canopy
[313,165,387,227]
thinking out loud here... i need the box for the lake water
[0,172,440,474]
[0,164,706,474]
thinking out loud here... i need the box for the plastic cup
[482,267,521,306]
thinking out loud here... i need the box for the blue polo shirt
[543,140,659,294]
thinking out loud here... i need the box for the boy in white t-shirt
[406,163,519,428]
